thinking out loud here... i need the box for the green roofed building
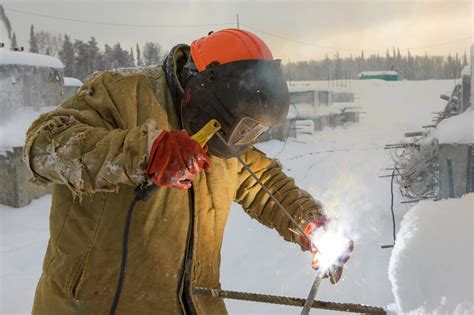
[358,71,398,81]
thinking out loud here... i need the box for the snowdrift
[388,193,474,314]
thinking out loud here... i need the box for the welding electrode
[215,132,336,313]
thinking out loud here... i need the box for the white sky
[1,0,473,62]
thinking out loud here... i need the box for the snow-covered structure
[0,48,64,121]
[433,108,474,199]
[461,64,471,112]
[0,48,67,207]
[260,83,360,142]
[432,49,473,199]
[393,49,473,202]
[63,76,83,99]
[358,71,398,81]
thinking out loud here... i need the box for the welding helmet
[181,29,290,158]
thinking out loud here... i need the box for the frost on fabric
[25,116,102,197]
[87,65,159,83]
[38,137,86,197]
[388,193,473,314]
[105,161,120,174]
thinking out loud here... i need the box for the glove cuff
[147,130,164,158]
[300,214,328,250]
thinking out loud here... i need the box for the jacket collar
[163,44,191,120]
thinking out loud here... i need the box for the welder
[24,29,352,314]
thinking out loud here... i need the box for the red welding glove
[146,130,211,190]
[300,216,354,284]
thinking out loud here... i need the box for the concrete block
[0,147,51,208]
[438,144,473,199]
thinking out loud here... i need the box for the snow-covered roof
[64,77,82,87]
[358,71,398,76]
[461,65,470,77]
[433,108,474,144]
[0,48,64,69]
[288,85,333,93]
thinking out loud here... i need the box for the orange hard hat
[190,28,273,72]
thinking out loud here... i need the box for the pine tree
[136,43,142,66]
[462,51,468,66]
[87,37,100,74]
[74,39,91,80]
[29,24,39,53]
[59,35,75,77]
[103,44,114,69]
[95,53,105,71]
[10,32,17,50]
[142,42,162,65]
[129,47,135,67]
[112,43,126,68]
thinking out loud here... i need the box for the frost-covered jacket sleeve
[24,71,161,196]
[234,148,323,245]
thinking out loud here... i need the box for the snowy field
[1,79,470,314]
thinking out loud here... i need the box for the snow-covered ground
[1,79,469,314]
[0,196,51,314]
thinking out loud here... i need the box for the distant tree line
[24,24,469,81]
[27,24,164,81]
[283,49,469,81]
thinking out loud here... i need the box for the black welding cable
[109,184,159,315]
[382,169,397,249]
[109,194,139,315]
[390,169,396,243]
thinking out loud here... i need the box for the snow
[63,77,82,87]
[0,195,51,314]
[388,194,474,314]
[0,48,64,69]
[0,79,464,314]
[288,83,352,95]
[461,65,471,77]
[288,84,334,94]
[0,106,55,156]
[359,71,398,77]
[433,107,474,144]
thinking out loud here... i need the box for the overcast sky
[1,0,472,61]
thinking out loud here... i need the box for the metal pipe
[193,287,386,314]
[301,273,323,315]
